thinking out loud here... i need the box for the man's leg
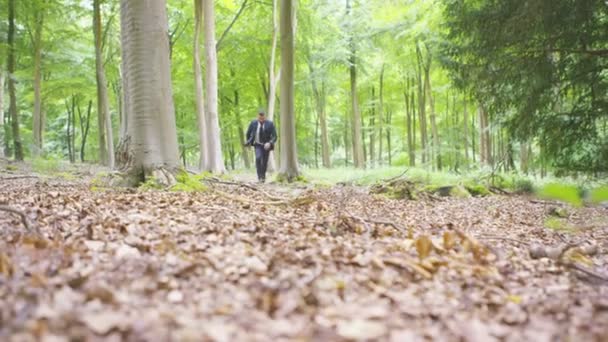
[255,145,264,181]
[261,148,270,180]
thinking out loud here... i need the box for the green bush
[32,158,61,174]
[513,178,535,194]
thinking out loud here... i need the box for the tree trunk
[120,0,180,184]
[463,95,469,164]
[478,105,492,166]
[415,43,427,166]
[369,86,376,166]
[424,49,440,171]
[0,70,5,158]
[266,0,280,173]
[310,77,331,168]
[32,11,44,157]
[193,0,207,170]
[346,0,364,168]
[202,0,225,173]
[94,0,115,168]
[278,0,299,180]
[386,110,392,166]
[7,0,23,161]
[377,64,385,166]
[232,86,250,168]
[79,100,93,162]
[404,79,415,166]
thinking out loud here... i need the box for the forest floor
[1,161,608,341]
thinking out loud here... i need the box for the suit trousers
[254,144,270,180]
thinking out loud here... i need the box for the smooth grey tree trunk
[278,0,299,180]
[32,11,44,157]
[346,0,364,169]
[463,95,469,163]
[309,62,330,168]
[266,0,280,173]
[94,0,115,168]
[0,71,5,158]
[415,42,427,166]
[120,0,180,184]
[203,0,225,173]
[377,64,385,166]
[7,0,23,161]
[193,0,207,171]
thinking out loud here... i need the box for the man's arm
[245,121,253,145]
[269,122,277,145]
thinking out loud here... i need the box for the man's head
[257,109,266,123]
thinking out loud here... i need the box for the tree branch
[216,0,249,52]
[0,205,35,232]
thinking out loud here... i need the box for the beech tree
[94,0,115,168]
[202,0,225,173]
[277,0,299,181]
[7,0,23,161]
[119,0,180,184]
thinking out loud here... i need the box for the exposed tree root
[0,175,39,180]
[0,205,38,234]
[205,177,289,202]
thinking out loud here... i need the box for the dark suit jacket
[246,120,277,149]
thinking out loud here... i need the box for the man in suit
[245,109,277,183]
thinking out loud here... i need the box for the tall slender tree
[94,0,115,167]
[266,0,280,172]
[0,70,5,158]
[120,0,180,184]
[31,1,45,157]
[346,0,364,168]
[7,0,23,161]
[278,0,299,180]
[193,0,207,170]
[202,0,225,173]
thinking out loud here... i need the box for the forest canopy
[0,0,606,178]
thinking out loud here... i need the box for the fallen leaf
[337,319,387,340]
[81,311,130,335]
[415,235,433,260]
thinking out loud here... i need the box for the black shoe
[259,178,265,183]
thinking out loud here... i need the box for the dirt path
[1,174,607,341]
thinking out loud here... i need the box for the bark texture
[193,0,207,170]
[120,0,180,183]
[278,0,299,181]
[346,0,364,168]
[7,0,23,161]
[0,71,5,158]
[32,11,44,156]
[203,0,225,173]
[94,0,115,167]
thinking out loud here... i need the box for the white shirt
[255,121,264,145]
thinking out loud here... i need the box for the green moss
[544,217,576,233]
[5,165,18,171]
[449,185,472,198]
[464,183,491,197]
[170,171,208,192]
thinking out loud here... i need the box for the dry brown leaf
[0,252,14,278]
[415,235,433,260]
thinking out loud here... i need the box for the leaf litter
[1,174,608,341]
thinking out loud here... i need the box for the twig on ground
[206,177,289,202]
[212,188,289,206]
[476,235,530,246]
[0,175,39,180]
[0,205,37,233]
[381,169,409,183]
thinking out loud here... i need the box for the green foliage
[31,158,61,174]
[537,183,583,207]
[512,178,535,194]
[590,186,608,204]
